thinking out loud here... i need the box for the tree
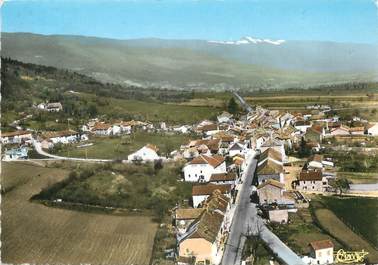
[154,159,163,172]
[88,104,98,118]
[331,177,351,196]
[227,97,238,114]
[298,137,311,158]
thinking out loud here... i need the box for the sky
[2,0,378,43]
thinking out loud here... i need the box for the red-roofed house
[1,130,32,145]
[309,239,334,264]
[183,155,226,182]
[295,169,329,192]
[305,125,325,143]
[192,183,231,207]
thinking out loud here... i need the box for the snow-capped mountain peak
[208,36,286,45]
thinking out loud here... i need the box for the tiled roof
[189,139,220,151]
[186,191,230,243]
[121,120,146,126]
[210,172,237,182]
[1,130,31,137]
[198,124,218,132]
[259,147,282,163]
[257,179,284,190]
[229,142,243,151]
[299,169,322,181]
[189,155,225,168]
[189,210,224,243]
[42,130,78,139]
[192,183,231,196]
[202,191,230,212]
[349,126,364,132]
[175,208,204,220]
[310,239,334,250]
[261,138,283,148]
[93,122,112,130]
[214,133,234,143]
[308,125,323,134]
[257,159,284,175]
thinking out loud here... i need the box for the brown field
[175,97,225,108]
[1,161,158,265]
[314,208,378,262]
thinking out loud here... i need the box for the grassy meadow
[309,196,378,263]
[321,196,378,248]
[52,132,192,159]
[270,208,341,255]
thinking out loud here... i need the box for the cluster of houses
[176,191,232,265]
[170,106,350,264]
[1,130,33,160]
[2,100,368,264]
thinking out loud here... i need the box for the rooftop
[42,130,78,139]
[310,239,334,250]
[189,155,225,168]
[1,130,31,137]
[192,183,231,196]
[210,172,237,182]
[259,147,282,163]
[299,169,323,181]
[257,179,285,190]
[175,208,204,220]
[257,159,284,175]
[185,191,230,243]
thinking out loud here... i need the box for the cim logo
[334,249,369,264]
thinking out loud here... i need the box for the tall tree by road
[330,177,351,196]
[228,97,238,114]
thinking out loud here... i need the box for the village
[2,93,378,265]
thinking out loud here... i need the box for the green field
[321,196,378,248]
[338,172,378,184]
[269,208,340,255]
[52,132,191,159]
[80,93,222,124]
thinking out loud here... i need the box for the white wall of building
[127,146,160,161]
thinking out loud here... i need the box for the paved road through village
[221,153,305,265]
[221,154,257,265]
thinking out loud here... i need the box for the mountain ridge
[2,32,377,91]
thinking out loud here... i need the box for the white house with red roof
[1,130,33,145]
[127,144,160,161]
[183,155,226,182]
[306,239,334,265]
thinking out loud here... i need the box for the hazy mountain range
[2,32,378,90]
